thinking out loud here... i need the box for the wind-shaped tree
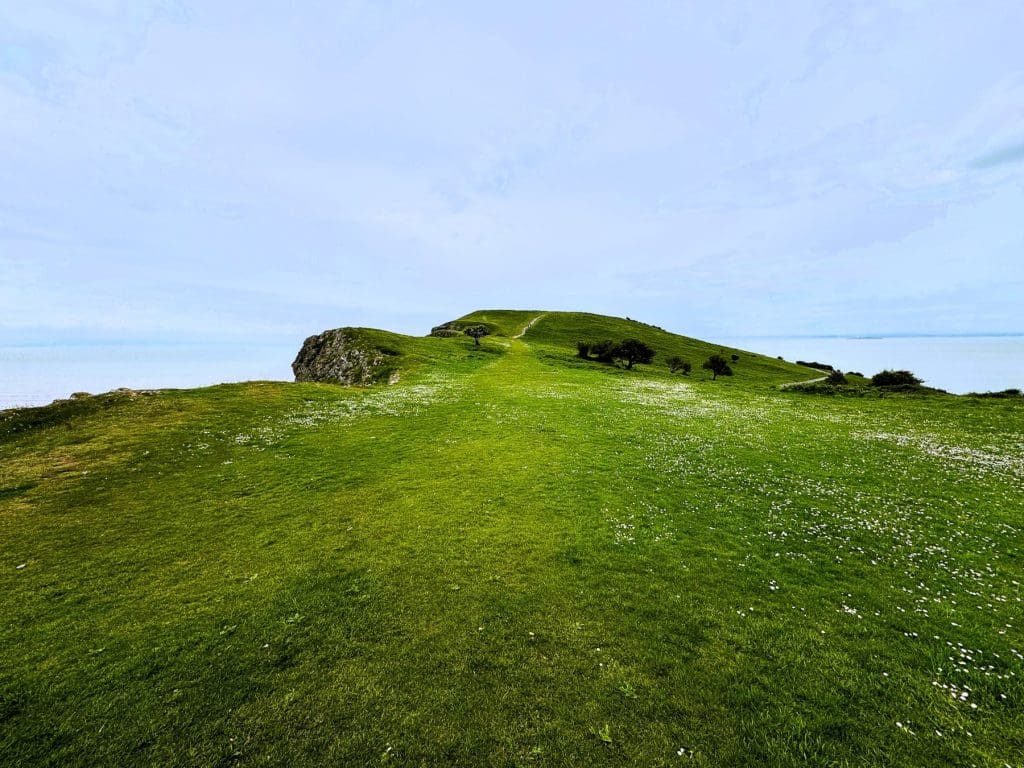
[463,326,489,346]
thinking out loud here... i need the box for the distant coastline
[721,332,1024,340]
[3,334,1022,410]
[720,334,1024,395]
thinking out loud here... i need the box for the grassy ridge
[2,313,1023,766]
[302,326,502,384]
[530,311,814,385]
[451,310,544,337]
[455,310,816,385]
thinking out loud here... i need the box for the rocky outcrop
[292,328,397,386]
[429,322,464,337]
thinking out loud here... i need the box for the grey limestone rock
[292,328,394,386]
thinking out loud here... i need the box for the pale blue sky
[2,1,1022,344]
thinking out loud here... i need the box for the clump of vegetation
[785,381,879,397]
[702,354,733,380]
[577,338,655,369]
[667,356,691,374]
[968,388,1022,398]
[870,370,922,388]
[730,353,740,363]
[612,339,655,369]
[589,339,616,364]
[796,360,837,372]
[789,367,938,397]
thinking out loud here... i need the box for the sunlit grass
[2,316,1022,766]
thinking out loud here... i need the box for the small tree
[576,341,591,359]
[464,325,489,346]
[730,353,740,363]
[667,356,691,374]
[590,339,617,364]
[612,339,655,370]
[702,354,733,380]
[827,369,848,385]
[870,370,922,387]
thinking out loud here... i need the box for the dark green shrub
[590,340,616,364]
[667,356,687,373]
[796,360,836,372]
[871,370,922,387]
[576,342,591,359]
[968,388,1022,398]
[612,339,655,370]
[827,370,848,385]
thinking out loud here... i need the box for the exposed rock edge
[292,328,396,386]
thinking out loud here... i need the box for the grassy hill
[2,311,1022,767]
[293,326,501,385]
[450,310,815,386]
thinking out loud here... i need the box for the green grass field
[2,312,1022,766]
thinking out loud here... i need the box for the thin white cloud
[1,1,1022,341]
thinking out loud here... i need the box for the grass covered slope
[2,317,1023,767]
[293,325,498,385]
[448,309,545,337]
[454,309,815,385]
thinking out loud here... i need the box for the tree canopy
[612,339,655,369]
[667,356,691,374]
[702,354,733,380]
[463,325,489,346]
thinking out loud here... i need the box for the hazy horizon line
[1,331,1023,349]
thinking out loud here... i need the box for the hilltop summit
[292,309,809,386]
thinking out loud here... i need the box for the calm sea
[1,336,1022,410]
[723,335,1024,394]
[0,343,296,411]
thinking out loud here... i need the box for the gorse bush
[871,370,922,387]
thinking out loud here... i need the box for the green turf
[2,311,1022,766]
[450,309,545,337]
